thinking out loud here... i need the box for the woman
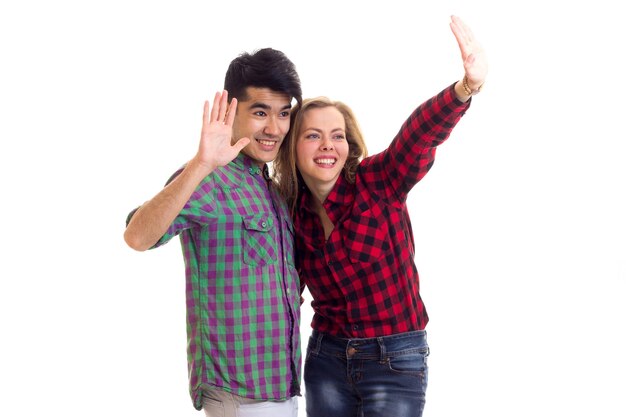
[273,15,488,417]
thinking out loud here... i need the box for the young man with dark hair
[124,48,302,417]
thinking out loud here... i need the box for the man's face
[231,87,292,167]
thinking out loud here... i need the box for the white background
[1,1,624,416]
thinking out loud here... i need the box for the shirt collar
[233,153,270,180]
[297,174,355,216]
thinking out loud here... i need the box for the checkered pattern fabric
[131,153,301,410]
[295,84,470,338]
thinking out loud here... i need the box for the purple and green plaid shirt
[130,153,301,410]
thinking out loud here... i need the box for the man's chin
[241,149,278,165]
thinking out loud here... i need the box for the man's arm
[124,91,250,251]
[124,159,213,251]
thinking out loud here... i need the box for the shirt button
[261,221,267,228]
[353,324,359,330]
[287,288,291,294]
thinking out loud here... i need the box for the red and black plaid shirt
[295,84,470,338]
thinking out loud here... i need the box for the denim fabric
[304,330,429,417]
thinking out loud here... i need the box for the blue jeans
[304,330,429,417]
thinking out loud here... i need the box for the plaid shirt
[295,84,470,338]
[130,153,301,409]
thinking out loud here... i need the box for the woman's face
[296,106,350,190]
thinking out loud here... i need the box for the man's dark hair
[224,48,302,106]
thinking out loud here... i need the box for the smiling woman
[296,102,353,206]
[271,16,488,417]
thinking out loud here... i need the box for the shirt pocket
[242,214,278,266]
[343,208,390,264]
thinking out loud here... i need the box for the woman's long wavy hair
[273,97,368,215]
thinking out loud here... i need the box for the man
[124,48,302,417]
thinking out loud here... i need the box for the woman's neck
[305,185,335,241]
[302,178,335,208]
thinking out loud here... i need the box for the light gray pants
[202,388,298,417]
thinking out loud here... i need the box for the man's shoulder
[160,162,246,196]
[206,161,246,189]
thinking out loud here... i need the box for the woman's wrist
[454,75,484,102]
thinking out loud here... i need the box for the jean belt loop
[314,331,323,355]
[377,337,386,362]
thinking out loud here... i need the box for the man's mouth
[256,139,277,147]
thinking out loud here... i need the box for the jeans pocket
[201,396,225,417]
[304,335,319,363]
[387,348,429,376]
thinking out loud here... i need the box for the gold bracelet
[462,75,483,96]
